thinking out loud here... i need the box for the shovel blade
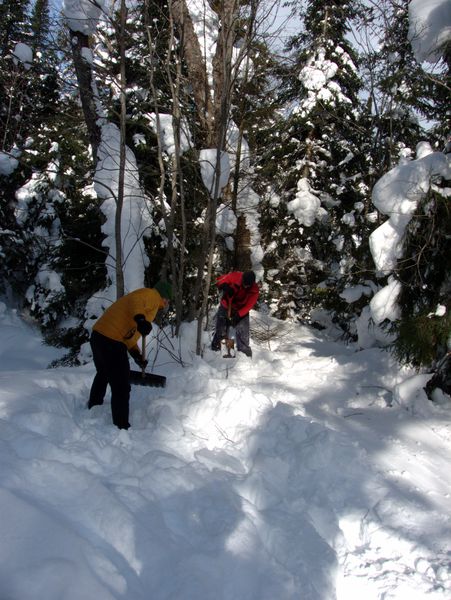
[221,338,236,358]
[130,370,166,388]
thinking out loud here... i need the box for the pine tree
[0,3,109,360]
[0,0,30,57]
[363,0,427,174]
[0,0,32,151]
[368,1,451,395]
[261,0,371,331]
[30,0,52,53]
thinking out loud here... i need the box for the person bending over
[88,281,172,429]
[211,270,259,357]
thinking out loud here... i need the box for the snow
[295,47,354,117]
[186,0,218,89]
[199,149,230,198]
[408,0,451,64]
[12,42,33,70]
[368,146,451,327]
[147,113,191,156]
[369,276,402,324]
[216,203,237,236]
[0,151,19,176]
[369,218,404,274]
[0,302,450,599]
[93,122,154,296]
[371,145,449,227]
[339,284,373,304]
[287,178,323,226]
[3,1,450,594]
[62,0,106,35]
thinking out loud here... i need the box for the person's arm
[129,344,148,368]
[134,314,152,335]
[237,286,259,317]
[217,273,238,298]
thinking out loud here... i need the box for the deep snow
[0,303,450,600]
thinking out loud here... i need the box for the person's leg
[211,305,228,351]
[235,313,252,357]
[107,342,131,429]
[89,332,131,429]
[88,331,108,408]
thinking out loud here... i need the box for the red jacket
[217,272,259,318]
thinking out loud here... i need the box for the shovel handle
[141,335,146,377]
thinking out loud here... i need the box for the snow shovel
[130,336,167,388]
[222,301,236,359]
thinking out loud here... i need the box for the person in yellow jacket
[88,281,172,429]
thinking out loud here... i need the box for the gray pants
[211,305,252,357]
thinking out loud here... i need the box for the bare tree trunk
[170,47,188,335]
[235,214,252,270]
[219,0,259,273]
[195,0,239,355]
[114,0,127,299]
[144,0,169,240]
[69,30,101,160]
[171,0,215,144]
[165,5,187,335]
[144,1,187,333]
[168,0,260,351]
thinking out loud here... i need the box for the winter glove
[129,347,148,369]
[134,314,152,336]
[219,283,234,298]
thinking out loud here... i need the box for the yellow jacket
[93,288,165,350]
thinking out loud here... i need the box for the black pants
[211,305,252,356]
[89,330,131,429]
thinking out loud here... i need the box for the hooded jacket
[93,288,165,351]
[217,272,259,317]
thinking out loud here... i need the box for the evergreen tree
[369,2,451,395]
[261,0,371,332]
[364,0,427,173]
[30,0,52,53]
[0,0,30,57]
[394,183,450,372]
[0,0,31,151]
[0,3,108,361]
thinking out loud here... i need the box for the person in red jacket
[211,270,259,357]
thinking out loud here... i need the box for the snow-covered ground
[0,302,450,600]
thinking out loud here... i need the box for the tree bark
[69,30,101,161]
[171,0,214,144]
[114,0,127,299]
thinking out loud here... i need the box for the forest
[0,0,449,395]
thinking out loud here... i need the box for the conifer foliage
[262,0,371,330]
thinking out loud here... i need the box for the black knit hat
[242,270,256,287]
[154,280,172,299]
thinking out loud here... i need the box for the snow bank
[0,308,450,599]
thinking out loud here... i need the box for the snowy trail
[0,312,450,599]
